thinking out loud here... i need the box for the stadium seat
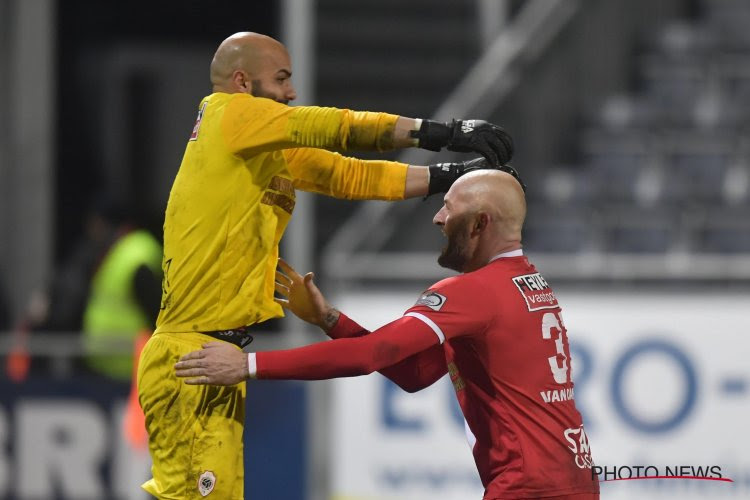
[696,208,750,253]
[662,151,731,203]
[523,206,599,254]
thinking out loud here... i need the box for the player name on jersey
[512,272,559,312]
[540,387,575,403]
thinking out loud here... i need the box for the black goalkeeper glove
[428,157,527,196]
[411,119,514,166]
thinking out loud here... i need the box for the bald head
[210,32,296,102]
[450,169,526,241]
[433,169,526,273]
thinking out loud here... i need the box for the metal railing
[321,0,581,283]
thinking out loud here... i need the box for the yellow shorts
[137,331,245,499]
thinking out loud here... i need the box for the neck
[489,248,523,262]
[463,241,522,273]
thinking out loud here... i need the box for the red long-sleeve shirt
[255,254,599,499]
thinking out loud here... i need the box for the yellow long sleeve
[222,93,401,155]
[284,148,408,200]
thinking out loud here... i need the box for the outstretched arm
[285,147,519,202]
[172,260,447,387]
[224,96,513,165]
[174,314,441,385]
[252,315,439,380]
[332,313,446,393]
[223,97,515,198]
[283,147,428,200]
[273,259,446,391]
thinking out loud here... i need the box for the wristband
[247,353,258,379]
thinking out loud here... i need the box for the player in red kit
[176,169,599,499]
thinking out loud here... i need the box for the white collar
[488,248,524,263]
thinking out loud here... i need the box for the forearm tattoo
[323,308,340,331]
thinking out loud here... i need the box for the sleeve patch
[414,290,447,311]
[189,101,207,141]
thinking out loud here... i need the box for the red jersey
[403,255,598,498]
[255,253,599,499]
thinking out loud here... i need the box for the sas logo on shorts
[415,290,447,311]
[198,470,216,497]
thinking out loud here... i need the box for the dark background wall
[55,0,278,262]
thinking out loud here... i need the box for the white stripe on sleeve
[404,312,446,344]
[247,353,258,379]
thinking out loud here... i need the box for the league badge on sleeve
[189,101,207,141]
[415,290,447,311]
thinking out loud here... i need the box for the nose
[286,83,297,102]
[433,207,446,226]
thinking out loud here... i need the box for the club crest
[198,470,216,497]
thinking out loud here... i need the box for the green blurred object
[83,230,162,380]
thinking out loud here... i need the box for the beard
[437,214,472,272]
[251,79,289,105]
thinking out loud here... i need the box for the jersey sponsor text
[512,272,559,311]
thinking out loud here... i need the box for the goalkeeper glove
[412,119,514,166]
[428,157,526,195]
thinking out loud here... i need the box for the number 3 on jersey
[541,311,570,384]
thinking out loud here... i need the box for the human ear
[232,70,250,92]
[472,213,489,234]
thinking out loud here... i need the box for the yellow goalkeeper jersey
[156,92,408,333]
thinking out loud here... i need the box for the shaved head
[210,32,296,103]
[433,169,526,272]
[452,169,526,241]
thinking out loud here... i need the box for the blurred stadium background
[1,0,749,499]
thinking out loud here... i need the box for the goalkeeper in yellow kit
[137,31,514,499]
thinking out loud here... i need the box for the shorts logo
[415,290,447,311]
[198,470,216,497]
[564,425,594,469]
[512,272,558,311]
